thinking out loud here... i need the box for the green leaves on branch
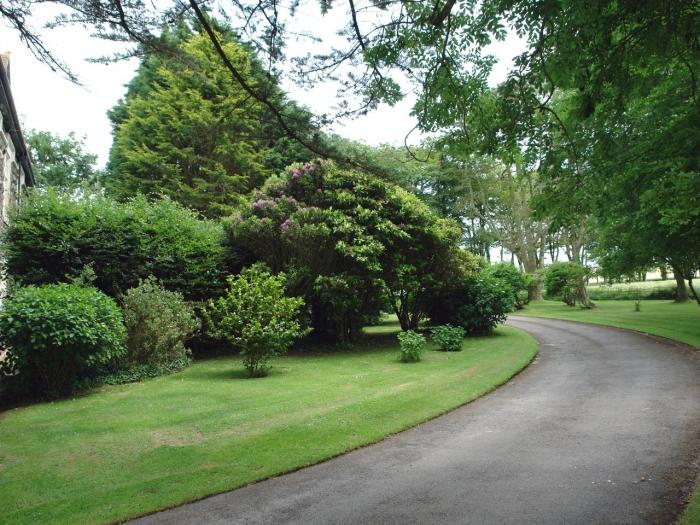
[2,190,227,301]
[203,265,310,377]
[397,331,426,363]
[0,283,126,398]
[106,27,314,217]
[544,262,594,309]
[121,277,200,368]
[431,325,465,352]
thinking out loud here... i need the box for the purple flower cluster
[290,162,317,179]
[252,199,273,210]
[280,218,294,233]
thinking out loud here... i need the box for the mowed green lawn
[514,299,700,524]
[0,323,536,525]
[517,299,700,349]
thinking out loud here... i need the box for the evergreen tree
[106,24,314,217]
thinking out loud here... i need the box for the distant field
[586,280,677,300]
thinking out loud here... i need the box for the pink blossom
[280,218,294,233]
[252,199,273,210]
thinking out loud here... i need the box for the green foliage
[427,272,514,335]
[544,262,594,308]
[203,264,309,377]
[225,159,470,341]
[90,357,192,386]
[26,129,102,188]
[121,277,200,368]
[107,26,314,217]
[0,283,126,398]
[483,263,529,309]
[431,325,465,352]
[2,190,227,301]
[397,330,425,362]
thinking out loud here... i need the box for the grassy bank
[517,299,700,349]
[514,299,700,524]
[1,322,536,525]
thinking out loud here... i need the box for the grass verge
[516,299,700,349]
[0,322,536,525]
[514,299,700,524]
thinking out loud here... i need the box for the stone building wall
[0,53,34,299]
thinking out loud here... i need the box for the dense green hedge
[2,191,228,301]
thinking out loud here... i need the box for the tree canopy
[25,130,102,188]
[106,23,315,217]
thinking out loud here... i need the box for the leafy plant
[121,277,200,369]
[483,263,529,309]
[2,190,227,301]
[427,273,514,335]
[107,29,314,218]
[431,325,465,352]
[203,264,310,377]
[225,159,474,341]
[0,283,126,398]
[397,330,425,362]
[544,262,594,308]
[87,357,192,387]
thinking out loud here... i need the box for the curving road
[133,317,700,525]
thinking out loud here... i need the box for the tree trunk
[527,274,543,301]
[688,277,700,307]
[576,281,594,309]
[673,269,689,302]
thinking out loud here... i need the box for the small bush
[203,264,309,377]
[398,330,426,362]
[427,273,514,335]
[544,262,594,308]
[0,283,126,398]
[121,277,200,369]
[483,263,529,308]
[431,325,465,352]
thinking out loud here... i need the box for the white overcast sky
[2,4,525,168]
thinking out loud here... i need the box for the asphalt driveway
[132,317,700,524]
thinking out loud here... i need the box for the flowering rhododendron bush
[225,160,477,341]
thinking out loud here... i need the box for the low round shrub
[203,264,310,377]
[483,263,529,309]
[0,283,126,398]
[431,324,465,352]
[427,273,514,335]
[544,261,594,308]
[121,277,200,369]
[397,330,426,362]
